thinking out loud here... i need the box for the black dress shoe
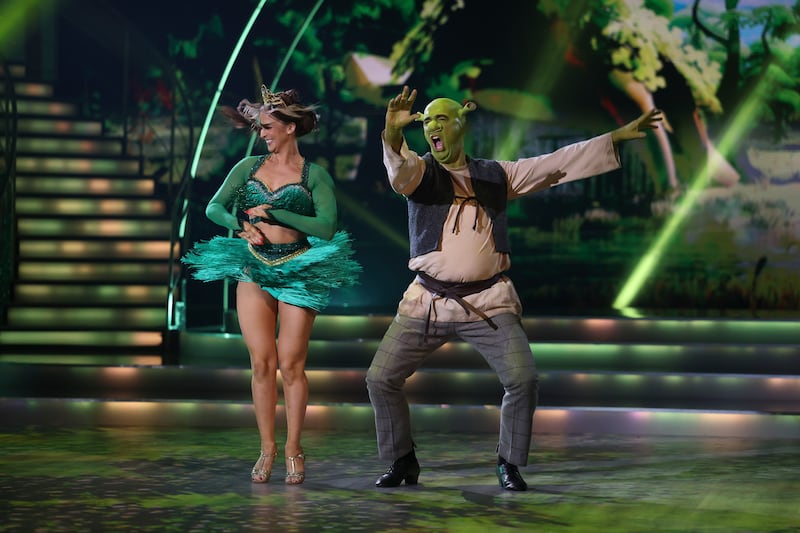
[375,450,420,487]
[496,463,527,491]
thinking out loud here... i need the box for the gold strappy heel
[251,450,278,483]
[285,452,305,485]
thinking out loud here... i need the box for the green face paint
[422,98,467,165]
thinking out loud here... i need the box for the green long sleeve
[204,156,260,231]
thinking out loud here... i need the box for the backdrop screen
[186,0,800,319]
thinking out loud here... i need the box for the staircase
[2,313,799,439]
[0,65,169,365]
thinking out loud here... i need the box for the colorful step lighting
[15,100,77,116]
[16,197,166,216]
[0,330,163,347]
[16,137,124,155]
[13,118,102,136]
[16,156,140,175]
[12,81,53,98]
[17,218,172,238]
[20,240,171,260]
[14,284,168,305]
[16,176,155,196]
[6,307,166,329]
[17,262,169,282]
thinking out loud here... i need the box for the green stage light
[335,189,408,250]
[0,0,38,50]
[613,80,768,314]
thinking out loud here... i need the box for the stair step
[0,329,163,347]
[16,197,166,217]
[179,332,800,375]
[14,283,168,305]
[11,117,102,136]
[17,261,169,282]
[0,364,796,413]
[0,64,26,77]
[1,399,795,438]
[19,240,171,260]
[6,307,166,329]
[15,100,78,117]
[16,136,123,156]
[0,354,162,365]
[217,314,800,346]
[16,155,140,175]
[10,81,53,98]
[0,327,164,364]
[18,217,171,238]
[16,176,154,196]
[522,316,800,345]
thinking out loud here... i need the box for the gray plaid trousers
[366,313,539,466]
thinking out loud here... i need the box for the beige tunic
[382,132,620,322]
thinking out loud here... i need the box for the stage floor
[2,426,798,532]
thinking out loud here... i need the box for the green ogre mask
[420,98,476,165]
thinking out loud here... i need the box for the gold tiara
[261,85,287,108]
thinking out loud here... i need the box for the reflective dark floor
[2,426,798,532]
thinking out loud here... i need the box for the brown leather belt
[415,271,502,342]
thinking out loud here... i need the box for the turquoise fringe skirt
[181,231,360,311]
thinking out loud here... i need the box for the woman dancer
[183,86,360,484]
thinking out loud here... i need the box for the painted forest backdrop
[120,0,800,319]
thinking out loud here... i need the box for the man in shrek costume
[366,86,661,491]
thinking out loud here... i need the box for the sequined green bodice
[237,155,315,216]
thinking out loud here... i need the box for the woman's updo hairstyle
[222,86,319,138]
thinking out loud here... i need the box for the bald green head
[420,98,476,165]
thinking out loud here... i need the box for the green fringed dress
[182,155,360,311]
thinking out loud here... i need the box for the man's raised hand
[386,86,422,133]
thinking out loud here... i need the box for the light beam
[613,80,768,316]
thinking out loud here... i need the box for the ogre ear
[458,101,477,118]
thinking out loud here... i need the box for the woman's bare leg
[276,301,316,479]
[237,282,280,473]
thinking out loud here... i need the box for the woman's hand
[244,204,272,221]
[238,221,265,245]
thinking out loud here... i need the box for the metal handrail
[0,60,18,319]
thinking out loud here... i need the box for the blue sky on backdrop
[673,0,800,46]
